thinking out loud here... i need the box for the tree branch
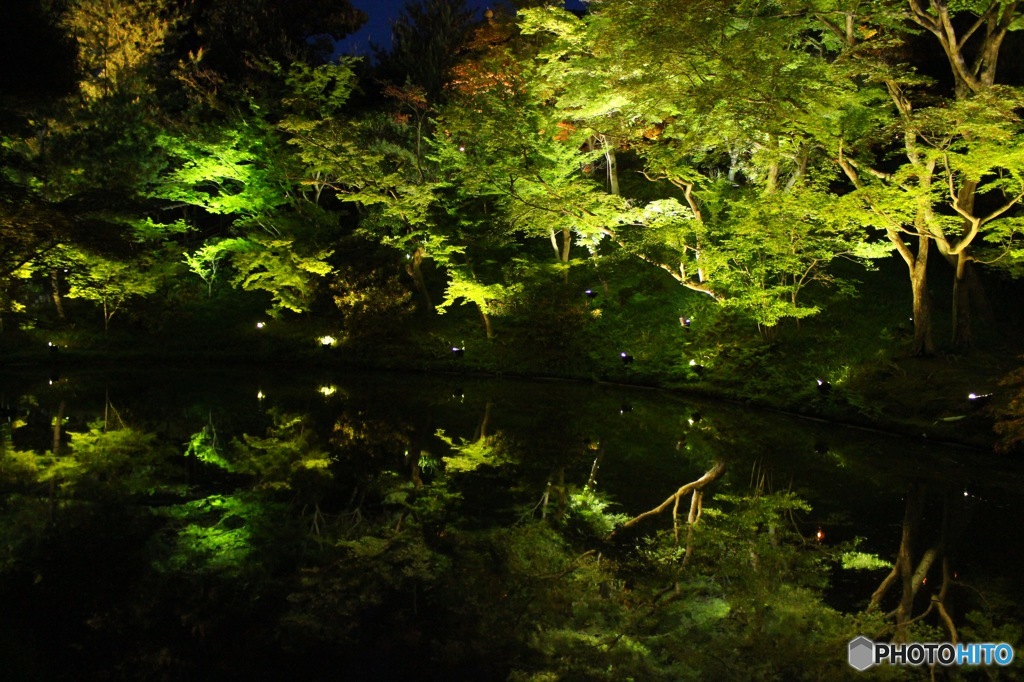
[611,461,726,537]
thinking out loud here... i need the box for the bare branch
[612,461,726,536]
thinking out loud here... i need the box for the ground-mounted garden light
[689,359,704,376]
[452,345,465,357]
[620,352,633,365]
[619,402,632,414]
[318,335,337,347]
[319,385,337,397]
[257,390,265,401]
[968,392,992,407]
[585,289,598,299]
[256,321,265,329]
[680,317,691,329]
[817,379,832,395]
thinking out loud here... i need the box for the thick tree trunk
[406,247,433,312]
[950,252,973,350]
[909,238,934,356]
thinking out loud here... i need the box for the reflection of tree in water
[0,376,1021,680]
[865,482,1021,656]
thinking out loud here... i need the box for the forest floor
[836,346,1016,448]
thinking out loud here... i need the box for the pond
[1,365,1021,681]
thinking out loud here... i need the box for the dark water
[1,365,1021,680]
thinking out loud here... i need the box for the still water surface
[1,366,1021,680]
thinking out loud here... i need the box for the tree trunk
[909,238,934,356]
[50,269,66,321]
[406,247,434,311]
[869,482,923,640]
[603,139,619,196]
[950,252,973,350]
[473,400,493,441]
[48,399,65,523]
[480,307,494,339]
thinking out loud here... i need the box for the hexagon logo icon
[848,636,876,671]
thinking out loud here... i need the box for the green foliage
[563,485,628,539]
[62,0,179,101]
[0,448,43,487]
[840,551,892,571]
[184,424,232,471]
[330,263,415,341]
[230,234,334,315]
[435,430,504,473]
[65,251,162,329]
[153,493,295,578]
[51,422,178,498]
[154,126,288,217]
[182,237,250,297]
[231,410,333,490]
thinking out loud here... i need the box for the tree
[173,0,365,84]
[65,250,162,331]
[373,0,476,101]
[61,0,179,102]
[520,2,879,331]
[183,238,248,297]
[154,112,341,315]
[441,11,626,269]
[816,0,1024,352]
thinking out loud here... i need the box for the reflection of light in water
[319,385,337,397]
[256,322,265,329]
[318,336,337,347]
[816,528,824,542]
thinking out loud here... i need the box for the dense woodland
[3,2,1024,679]
[3,0,1024,440]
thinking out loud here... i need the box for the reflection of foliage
[0,448,42,486]
[840,551,892,571]
[154,495,264,575]
[232,410,333,490]
[53,422,178,498]
[563,486,628,539]
[435,429,503,473]
[184,423,231,471]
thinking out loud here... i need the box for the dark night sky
[338,0,585,57]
